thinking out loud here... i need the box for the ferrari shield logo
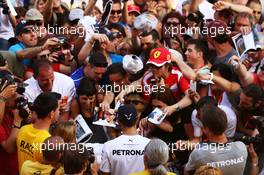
[154,51,161,59]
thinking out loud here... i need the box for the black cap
[117,104,137,127]
[33,92,61,119]
[88,51,108,67]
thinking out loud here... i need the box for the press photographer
[0,75,24,174]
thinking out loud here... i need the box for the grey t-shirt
[185,141,248,175]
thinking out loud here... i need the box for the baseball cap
[25,8,44,21]
[206,20,228,38]
[69,8,84,21]
[15,20,31,36]
[117,104,137,127]
[123,55,143,74]
[147,48,171,67]
[88,52,108,67]
[128,4,140,15]
[32,92,61,119]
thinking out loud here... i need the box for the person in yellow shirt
[129,139,176,175]
[16,92,61,171]
[21,136,64,175]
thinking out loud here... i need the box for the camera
[50,36,71,62]
[0,0,10,15]
[99,27,122,41]
[15,96,33,119]
[0,73,28,95]
[234,117,264,153]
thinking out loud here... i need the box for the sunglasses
[167,22,179,26]
[125,100,144,105]
[111,10,122,15]
[26,20,43,27]
[253,10,261,15]
[21,28,35,34]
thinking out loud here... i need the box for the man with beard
[231,84,264,137]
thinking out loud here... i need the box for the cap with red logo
[128,4,140,15]
[147,48,172,67]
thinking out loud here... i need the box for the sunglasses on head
[111,9,122,15]
[26,20,43,27]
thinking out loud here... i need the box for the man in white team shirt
[100,104,150,175]
[191,96,237,140]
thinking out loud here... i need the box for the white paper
[147,108,167,125]
[75,114,93,143]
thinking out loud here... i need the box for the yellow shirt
[21,160,64,175]
[16,124,51,171]
[129,170,176,175]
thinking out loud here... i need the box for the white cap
[123,55,144,74]
[69,8,84,21]
[168,49,184,62]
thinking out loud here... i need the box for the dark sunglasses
[253,10,261,15]
[125,100,144,105]
[167,22,179,26]
[22,28,35,34]
[26,20,43,26]
[111,9,122,15]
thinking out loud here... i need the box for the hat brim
[128,10,140,15]
[146,60,171,67]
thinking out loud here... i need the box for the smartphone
[190,80,197,92]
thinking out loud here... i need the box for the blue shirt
[8,42,32,67]
[71,54,123,88]
[71,66,84,88]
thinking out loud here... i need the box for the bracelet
[251,163,258,167]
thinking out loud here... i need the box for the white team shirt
[192,105,237,138]
[100,135,150,175]
[24,72,76,109]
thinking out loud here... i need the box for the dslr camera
[50,36,72,62]
[15,96,33,119]
[0,73,28,95]
[234,117,264,153]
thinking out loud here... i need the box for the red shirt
[142,67,190,101]
[0,113,19,175]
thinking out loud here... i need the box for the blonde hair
[51,120,76,143]
[194,165,222,175]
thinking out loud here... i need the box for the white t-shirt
[100,134,150,175]
[24,72,76,109]
[191,105,237,138]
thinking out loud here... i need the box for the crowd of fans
[0,0,264,174]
